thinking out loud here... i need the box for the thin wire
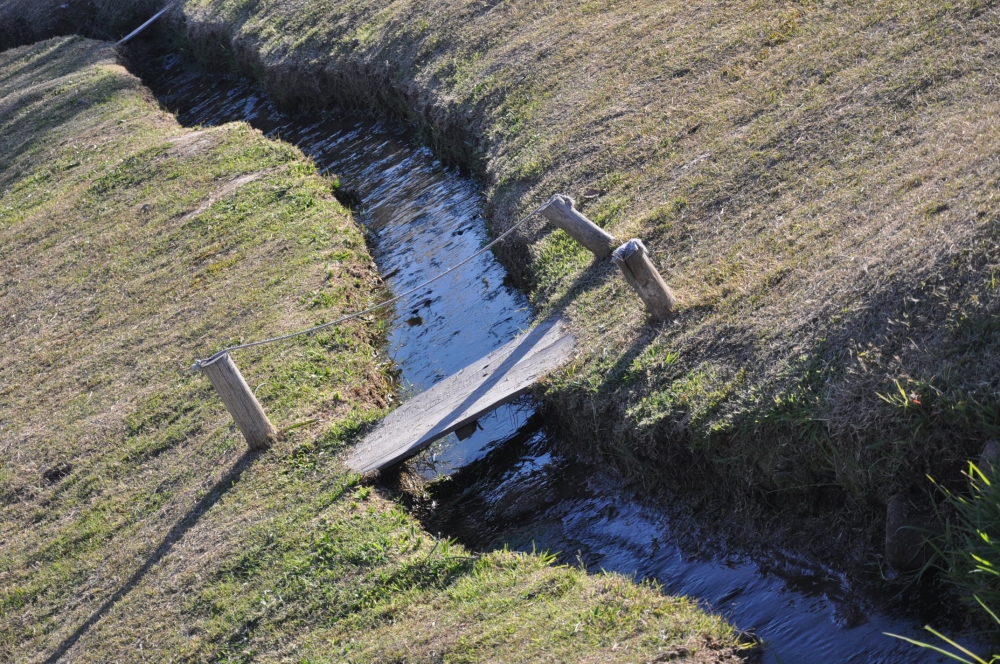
[193,203,546,369]
[115,4,174,46]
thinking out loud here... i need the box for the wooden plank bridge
[346,318,574,473]
[200,195,677,472]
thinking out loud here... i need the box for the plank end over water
[347,319,574,473]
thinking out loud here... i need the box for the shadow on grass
[42,448,260,664]
[0,39,141,192]
[0,1,165,51]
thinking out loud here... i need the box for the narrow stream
[127,43,983,663]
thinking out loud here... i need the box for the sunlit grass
[144,0,1000,563]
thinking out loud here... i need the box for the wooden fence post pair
[539,194,676,320]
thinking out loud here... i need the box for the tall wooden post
[613,239,676,321]
[200,353,278,450]
[539,194,617,259]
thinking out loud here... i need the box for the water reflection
[424,418,968,663]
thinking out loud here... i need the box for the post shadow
[42,448,260,664]
[545,253,676,387]
[401,250,666,459]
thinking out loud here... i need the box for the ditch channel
[125,41,980,664]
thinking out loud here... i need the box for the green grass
[931,461,1000,627]
[0,36,737,662]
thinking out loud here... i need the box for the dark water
[128,44,985,663]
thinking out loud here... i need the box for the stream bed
[127,42,983,663]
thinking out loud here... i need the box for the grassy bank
[134,0,1000,552]
[4,0,1000,560]
[0,37,738,662]
[0,0,163,48]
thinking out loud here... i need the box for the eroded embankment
[0,37,738,662]
[0,0,163,48]
[155,0,1000,557]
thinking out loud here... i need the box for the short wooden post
[613,239,676,321]
[539,194,617,259]
[199,353,278,450]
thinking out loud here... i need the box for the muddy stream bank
[125,41,980,663]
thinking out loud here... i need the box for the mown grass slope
[154,0,1000,547]
[0,37,737,663]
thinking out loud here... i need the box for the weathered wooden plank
[347,319,575,473]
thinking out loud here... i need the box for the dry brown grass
[0,0,163,48]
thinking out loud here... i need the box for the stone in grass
[885,494,939,572]
[979,440,999,473]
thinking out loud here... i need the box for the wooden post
[200,353,278,450]
[613,239,676,321]
[539,194,617,259]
